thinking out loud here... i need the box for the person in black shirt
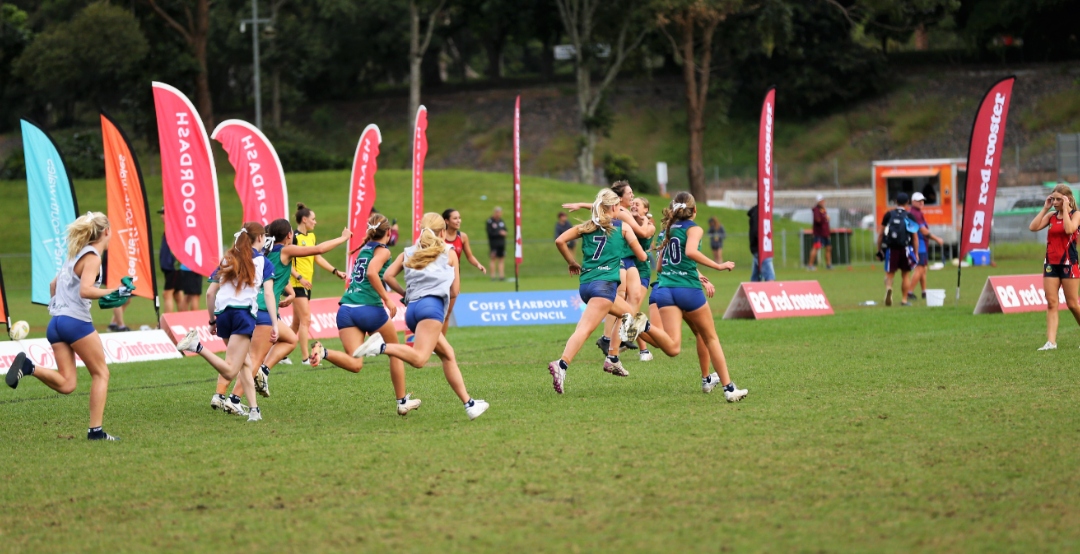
[748,205,774,282]
[554,212,575,250]
[486,207,508,280]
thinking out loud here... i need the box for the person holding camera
[877,193,920,307]
[1028,184,1080,351]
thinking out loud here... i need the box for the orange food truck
[873,158,967,242]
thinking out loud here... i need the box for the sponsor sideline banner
[211,119,288,227]
[723,281,833,320]
[973,274,1065,315]
[411,106,428,243]
[346,124,382,277]
[757,87,776,263]
[513,95,523,269]
[0,331,180,369]
[162,296,408,354]
[960,77,1015,258]
[153,82,222,277]
[101,113,157,303]
[0,257,9,330]
[453,290,584,327]
[22,119,78,306]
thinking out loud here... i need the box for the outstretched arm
[684,227,733,272]
[382,254,407,296]
[281,227,352,258]
[460,232,487,274]
[555,227,583,275]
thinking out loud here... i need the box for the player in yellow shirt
[290,203,347,364]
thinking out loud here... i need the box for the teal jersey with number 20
[658,220,702,289]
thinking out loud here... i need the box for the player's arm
[616,209,650,238]
[262,280,278,341]
[684,227,734,272]
[50,277,57,297]
[365,248,398,318]
[561,202,591,212]
[282,228,351,257]
[624,225,648,262]
[205,282,220,323]
[1030,196,1055,231]
[920,225,944,245]
[279,284,295,308]
[77,255,115,299]
[314,253,346,280]
[1065,205,1080,235]
[460,232,487,273]
[381,253,407,296]
[555,227,582,275]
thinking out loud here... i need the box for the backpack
[883,209,910,249]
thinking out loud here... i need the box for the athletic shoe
[617,313,633,342]
[280,357,293,365]
[702,372,721,393]
[88,431,120,441]
[352,333,386,357]
[107,323,120,332]
[595,335,611,356]
[603,358,629,377]
[900,302,913,307]
[619,341,637,353]
[884,288,893,307]
[826,265,834,270]
[247,407,262,422]
[6,352,27,390]
[210,393,226,411]
[254,367,270,397]
[1038,341,1057,351]
[724,384,749,402]
[921,291,927,299]
[397,393,422,416]
[808,266,817,271]
[465,399,489,420]
[548,361,566,394]
[176,328,201,353]
[626,312,649,343]
[639,349,653,362]
[222,398,249,416]
[309,341,326,367]
[907,292,917,301]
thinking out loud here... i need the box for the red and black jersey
[1045,210,1079,266]
[446,232,464,259]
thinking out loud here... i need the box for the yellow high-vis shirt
[290,231,316,288]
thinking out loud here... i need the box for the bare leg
[163,289,176,313]
[638,304,681,357]
[432,333,470,403]
[1046,277,1061,343]
[33,342,80,395]
[825,245,832,267]
[683,304,734,386]
[71,334,111,428]
[1061,278,1080,328]
[717,247,723,262]
[808,246,819,268]
[292,297,311,360]
[442,295,457,337]
[559,298,614,365]
[498,257,505,279]
[263,322,297,369]
[323,327,366,373]
[230,325,274,397]
[900,269,913,300]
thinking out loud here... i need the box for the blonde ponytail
[405,213,447,270]
[66,212,110,259]
[576,189,620,235]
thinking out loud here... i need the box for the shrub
[602,152,651,193]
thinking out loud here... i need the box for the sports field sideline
[3,256,1079,552]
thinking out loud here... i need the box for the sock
[723,383,735,392]
[464,398,475,408]
[558,359,568,370]
[398,397,407,405]
[301,358,309,363]
[194,343,204,354]
[87,426,104,439]
[643,320,651,333]
[229,394,242,404]
[378,343,387,355]
[607,355,619,364]
[215,393,226,400]
[600,335,609,342]
[251,406,260,413]
[260,364,270,376]
[23,357,35,376]
[640,348,650,354]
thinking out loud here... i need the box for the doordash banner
[960,77,1015,257]
[153,82,222,277]
[101,112,156,301]
[21,119,78,305]
[211,119,288,227]
[757,87,776,262]
[411,106,428,244]
[723,281,833,320]
[347,124,382,277]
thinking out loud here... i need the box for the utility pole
[241,0,272,129]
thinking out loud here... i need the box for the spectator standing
[748,205,775,282]
[808,194,832,270]
[554,212,576,250]
[158,207,183,313]
[1028,184,1080,351]
[908,192,944,300]
[707,217,726,263]
[877,192,921,307]
[486,206,508,281]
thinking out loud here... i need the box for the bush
[602,152,651,193]
[274,141,349,172]
[1,129,104,180]
[0,148,25,180]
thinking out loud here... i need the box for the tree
[14,1,149,122]
[409,0,447,121]
[554,0,648,184]
[142,0,215,125]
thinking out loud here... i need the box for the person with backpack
[876,192,921,307]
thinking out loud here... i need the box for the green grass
[3,258,1080,552]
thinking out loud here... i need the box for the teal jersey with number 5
[340,242,389,306]
[658,220,702,289]
[579,220,623,284]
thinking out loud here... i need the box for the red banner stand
[723,281,834,320]
[973,274,1065,315]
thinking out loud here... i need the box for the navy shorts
[917,251,928,267]
[46,315,96,345]
[640,276,650,290]
[813,236,831,248]
[337,304,389,333]
[651,286,707,312]
[216,307,256,340]
[255,309,274,327]
[405,296,445,332]
[1044,263,1080,280]
[621,257,636,270]
[579,280,619,304]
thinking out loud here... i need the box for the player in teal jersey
[211,220,352,413]
[311,214,419,416]
[631,198,658,361]
[548,189,680,394]
[652,192,748,401]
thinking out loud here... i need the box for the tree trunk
[687,120,706,200]
[194,0,213,127]
[409,2,421,122]
[485,37,504,80]
[540,34,555,82]
[272,68,281,129]
[575,61,595,185]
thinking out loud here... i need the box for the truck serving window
[887,175,940,206]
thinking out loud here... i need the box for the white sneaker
[210,393,225,411]
[397,393,422,415]
[247,407,262,422]
[639,349,653,362]
[603,358,629,377]
[352,333,386,357]
[280,357,293,365]
[724,383,749,402]
[465,399,489,420]
[548,361,566,394]
[617,313,633,342]
[702,372,721,393]
[627,312,649,342]
[222,397,249,416]
[1038,341,1057,351]
[176,328,200,353]
[254,368,270,397]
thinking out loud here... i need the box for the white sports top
[210,248,275,315]
[48,245,100,323]
[403,243,454,312]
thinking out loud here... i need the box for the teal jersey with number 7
[579,220,623,284]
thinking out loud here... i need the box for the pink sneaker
[548,361,566,394]
[603,358,629,377]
